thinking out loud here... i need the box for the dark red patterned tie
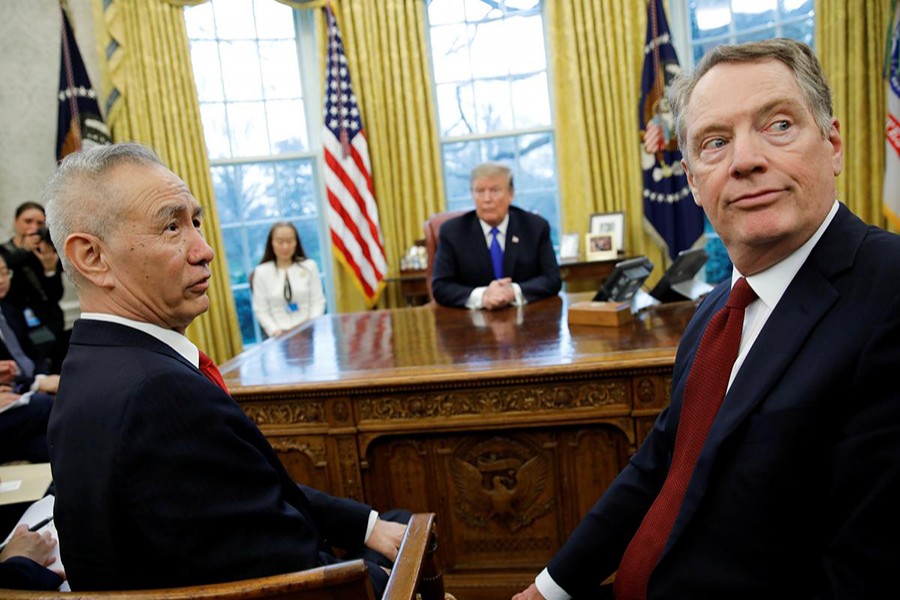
[614,278,757,600]
[198,350,228,393]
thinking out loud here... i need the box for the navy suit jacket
[48,320,372,591]
[548,204,900,598]
[431,206,561,307]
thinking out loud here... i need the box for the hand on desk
[365,518,408,563]
[0,525,61,572]
[512,583,546,600]
[0,360,17,384]
[484,278,515,310]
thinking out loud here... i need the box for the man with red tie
[43,143,407,595]
[514,39,900,599]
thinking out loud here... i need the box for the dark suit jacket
[547,204,900,599]
[431,206,561,307]
[0,557,64,591]
[48,320,373,591]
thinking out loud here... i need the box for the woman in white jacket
[251,222,326,337]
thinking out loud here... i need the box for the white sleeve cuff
[511,283,526,306]
[363,509,379,543]
[465,287,487,310]
[535,568,572,600]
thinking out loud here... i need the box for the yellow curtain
[311,0,445,312]
[817,0,895,228]
[546,0,668,282]
[94,0,242,363]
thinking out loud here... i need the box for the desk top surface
[220,294,697,393]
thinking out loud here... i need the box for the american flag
[885,3,900,230]
[323,5,387,306]
[639,0,704,260]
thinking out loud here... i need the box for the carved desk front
[220,295,695,600]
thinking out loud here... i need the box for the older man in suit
[431,163,561,309]
[44,143,406,595]
[514,39,900,600]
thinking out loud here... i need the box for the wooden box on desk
[567,300,633,327]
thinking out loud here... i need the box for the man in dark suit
[432,163,561,309]
[44,143,406,595]
[514,39,900,600]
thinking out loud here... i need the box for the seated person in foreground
[431,163,561,310]
[0,253,59,464]
[44,143,407,596]
[0,524,64,590]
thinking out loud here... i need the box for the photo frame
[589,212,625,254]
[585,233,617,262]
[560,233,581,261]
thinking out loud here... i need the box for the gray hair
[669,38,833,156]
[43,142,163,286]
[470,162,514,192]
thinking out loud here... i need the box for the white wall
[0,0,100,320]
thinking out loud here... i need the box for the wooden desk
[387,256,627,305]
[221,296,695,600]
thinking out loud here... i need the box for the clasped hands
[484,278,515,311]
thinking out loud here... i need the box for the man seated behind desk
[44,143,407,595]
[431,163,561,310]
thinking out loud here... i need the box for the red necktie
[614,278,757,600]
[198,350,229,393]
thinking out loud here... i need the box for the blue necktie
[489,227,503,280]
[0,312,34,379]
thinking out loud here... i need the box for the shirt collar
[734,200,839,310]
[80,312,200,367]
[479,213,510,238]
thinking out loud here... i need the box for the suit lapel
[503,209,521,277]
[662,204,866,553]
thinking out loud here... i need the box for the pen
[28,516,53,532]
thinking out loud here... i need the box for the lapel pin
[512,235,519,244]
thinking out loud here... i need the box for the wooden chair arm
[383,513,443,600]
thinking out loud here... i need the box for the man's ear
[64,233,115,288]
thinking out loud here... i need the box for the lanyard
[283,270,293,304]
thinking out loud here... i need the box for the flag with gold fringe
[56,6,110,161]
[885,0,900,229]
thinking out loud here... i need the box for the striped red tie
[198,350,228,393]
[614,278,757,599]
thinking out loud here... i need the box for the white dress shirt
[251,259,327,336]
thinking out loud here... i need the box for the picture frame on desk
[585,232,617,262]
[589,211,625,254]
[560,232,581,261]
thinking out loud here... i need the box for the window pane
[219,41,264,101]
[266,99,308,153]
[198,103,231,159]
[226,102,270,157]
[427,0,466,26]
[259,40,302,100]
[736,27,775,44]
[515,133,555,193]
[212,0,256,39]
[732,0,776,31]
[272,160,317,216]
[473,78,513,133]
[691,1,731,39]
[237,163,278,222]
[292,217,323,268]
[190,41,225,102]
[505,16,547,74]
[442,141,480,203]
[781,0,813,17]
[469,20,513,79]
[210,165,243,225]
[246,222,275,267]
[185,2,215,40]
[220,226,249,285]
[511,72,551,128]
[232,286,258,344]
[254,0,295,39]
[463,0,498,21]
[782,17,815,47]
[429,24,471,84]
[435,82,476,137]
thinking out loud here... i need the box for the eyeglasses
[0,269,13,279]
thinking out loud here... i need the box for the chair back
[423,210,465,302]
[1,514,444,600]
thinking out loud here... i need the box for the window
[672,0,815,65]
[185,0,330,345]
[426,0,561,249]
